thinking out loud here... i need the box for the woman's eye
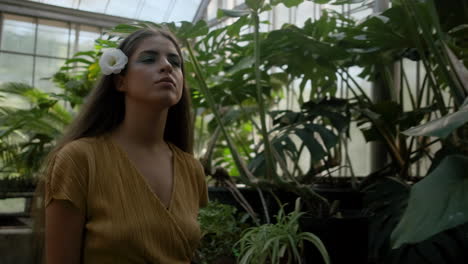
[140,56,155,63]
[169,57,181,67]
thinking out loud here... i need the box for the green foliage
[250,97,350,181]
[354,0,468,262]
[363,177,410,260]
[0,82,72,180]
[391,155,468,248]
[245,0,265,10]
[402,103,468,139]
[236,199,330,264]
[263,11,350,103]
[0,34,106,182]
[195,201,247,264]
[186,4,355,191]
[0,4,466,264]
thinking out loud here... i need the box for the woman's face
[118,35,183,108]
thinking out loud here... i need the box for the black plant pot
[314,185,364,210]
[208,187,371,263]
[299,211,371,264]
[208,186,366,222]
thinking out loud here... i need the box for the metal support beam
[192,0,212,23]
[370,0,392,173]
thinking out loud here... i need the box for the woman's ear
[116,75,127,92]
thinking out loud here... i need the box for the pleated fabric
[45,134,209,264]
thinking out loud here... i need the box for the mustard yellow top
[45,135,209,263]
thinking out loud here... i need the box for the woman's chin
[134,92,180,107]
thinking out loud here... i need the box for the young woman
[41,28,208,264]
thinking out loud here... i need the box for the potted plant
[194,201,248,264]
[0,82,71,196]
[329,0,468,262]
[235,198,330,264]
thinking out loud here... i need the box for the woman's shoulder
[56,136,105,159]
[169,142,193,159]
[169,142,204,174]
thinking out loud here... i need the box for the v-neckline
[107,135,177,212]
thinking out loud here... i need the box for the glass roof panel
[105,0,139,18]
[169,0,201,22]
[29,0,202,22]
[78,0,107,13]
[137,1,167,23]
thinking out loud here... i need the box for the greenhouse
[0,0,467,263]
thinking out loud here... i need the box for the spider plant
[236,198,330,264]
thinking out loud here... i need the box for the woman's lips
[154,81,175,88]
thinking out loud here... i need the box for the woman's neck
[112,103,169,151]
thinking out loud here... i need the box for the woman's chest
[84,161,202,256]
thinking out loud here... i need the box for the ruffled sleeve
[45,140,89,214]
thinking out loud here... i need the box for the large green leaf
[176,20,209,40]
[391,155,468,249]
[387,223,468,264]
[226,16,250,37]
[112,24,140,33]
[402,103,468,138]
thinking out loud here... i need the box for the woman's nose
[159,58,173,73]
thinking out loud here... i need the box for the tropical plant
[235,198,330,264]
[0,82,71,185]
[195,201,248,264]
[0,32,120,187]
[351,0,468,262]
[183,0,367,222]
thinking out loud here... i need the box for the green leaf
[273,0,304,8]
[95,39,119,48]
[363,177,410,259]
[309,0,331,4]
[448,24,468,34]
[245,0,265,10]
[301,232,330,264]
[462,97,468,108]
[305,123,338,149]
[296,129,327,163]
[217,8,251,19]
[184,20,209,39]
[112,24,140,33]
[227,16,250,37]
[71,51,96,58]
[177,20,209,39]
[65,58,94,65]
[402,104,468,138]
[227,55,255,74]
[331,0,365,5]
[391,155,468,249]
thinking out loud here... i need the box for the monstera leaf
[248,98,350,179]
[386,222,468,264]
[391,155,468,249]
[403,99,468,138]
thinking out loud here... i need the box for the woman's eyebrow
[139,50,179,58]
[139,50,158,56]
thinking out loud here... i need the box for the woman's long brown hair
[31,27,194,263]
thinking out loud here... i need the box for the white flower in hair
[99,48,128,75]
